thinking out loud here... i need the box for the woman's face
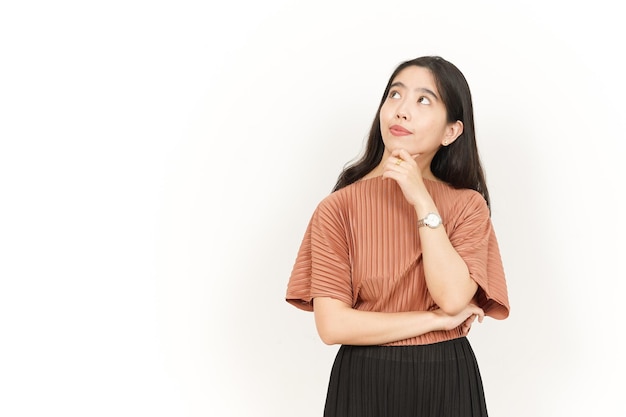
[379,65,459,160]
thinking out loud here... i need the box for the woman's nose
[395,108,409,120]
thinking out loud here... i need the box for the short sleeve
[285,200,354,311]
[449,193,510,319]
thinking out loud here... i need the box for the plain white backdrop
[1,1,625,416]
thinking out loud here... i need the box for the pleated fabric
[286,176,510,346]
[324,338,488,417]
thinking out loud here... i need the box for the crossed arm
[312,217,482,346]
[313,149,483,346]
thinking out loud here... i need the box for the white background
[1,1,625,416]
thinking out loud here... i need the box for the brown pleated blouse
[286,176,510,346]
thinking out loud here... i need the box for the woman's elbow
[315,322,342,345]
[318,332,340,345]
[437,302,465,316]
[434,281,478,315]
[313,297,349,345]
[436,294,474,316]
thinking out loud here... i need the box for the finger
[469,305,485,318]
[388,150,405,165]
[392,149,415,164]
[381,159,401,176]
[383,154,406,172]
[473,310,484,323]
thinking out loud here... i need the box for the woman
[286,56,510,417]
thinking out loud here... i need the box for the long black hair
[332,56,491,209]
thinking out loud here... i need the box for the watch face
[425,213,441,227]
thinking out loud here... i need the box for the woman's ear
[442,120,464,146]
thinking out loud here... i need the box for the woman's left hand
[381,148,428,207]
[460,314,479,336]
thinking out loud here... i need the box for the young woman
[286,56,510,417]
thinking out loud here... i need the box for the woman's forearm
[312,297,476,346]
[414,204,478,315]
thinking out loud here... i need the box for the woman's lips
[389,125,412,136]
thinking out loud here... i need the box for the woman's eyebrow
[390,81,439,100]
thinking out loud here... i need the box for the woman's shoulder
[322,176,381,202]
[310,176,385,222]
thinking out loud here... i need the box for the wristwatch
[417,212,442,229]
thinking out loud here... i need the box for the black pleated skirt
[324,337,488,417]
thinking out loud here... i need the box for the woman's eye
[389,91,401,99]
[418,96,431,105]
